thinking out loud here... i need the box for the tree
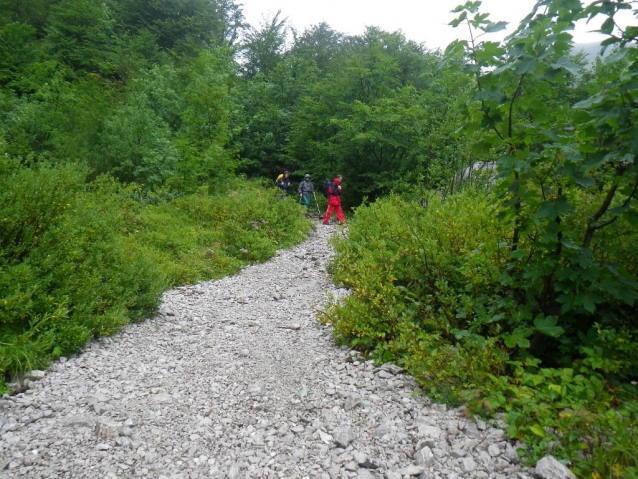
[116,0,246,52]
[444,0,638,361]
[45,0,116,74]
[291,22,344,75]
[0,0,52,35]
[0,21,39,90]
[288,27,470,205]
[241,11,288,79]
[173,50,237,190]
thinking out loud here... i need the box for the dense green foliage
[234,24,474,206]
[0,0,306,382]
[325,193,637,476]
[2,0,638,474]
[323,0,638,476]
[0,158,310,380]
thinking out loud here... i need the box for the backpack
[275,173,284,184]
[322,179,337,197]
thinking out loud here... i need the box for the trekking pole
[313,192,321,215]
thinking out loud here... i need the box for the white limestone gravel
[0,224,537,479]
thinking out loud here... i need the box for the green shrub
[0,161,311,383]
[325,191,508,349]
[323,191,638,476]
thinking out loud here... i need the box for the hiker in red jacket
[323,175,345,225]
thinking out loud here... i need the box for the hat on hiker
[284,170,289,174]
[304,174,310,178]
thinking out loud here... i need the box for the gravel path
[0,225,537,479]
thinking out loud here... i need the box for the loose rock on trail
[1,225,539,479]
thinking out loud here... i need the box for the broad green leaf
[492,62,515,74]
[502,328,533,348]
[581,296,597,314]
[605,48,628,64]
[537,197,572,219]
[534,316,565,338]
[515,57,538,75]
[624,210,638,228]
[600,17,614,35]
[482,21,508,33]
[600,36,621,49]
[608,204,630,216]
[474,89,505,103]
[548,384,562,394]
[529,424,547,437]
[551,57,581,76]
[540,129,560,141]
[574,92,605,109]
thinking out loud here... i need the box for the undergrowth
[323,191,638,478]
[0,159,311,387]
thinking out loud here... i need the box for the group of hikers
[275,171,345,225]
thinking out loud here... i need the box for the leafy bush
[0,160,311,383]
[326,191,507,350]
[323,192,638,476]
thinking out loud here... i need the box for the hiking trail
[0,225,539,479]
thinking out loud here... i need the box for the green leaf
[574,92,605,109]
[482,21,508,33]
[604,48,628,64]
[537,197,572,219]
[502,328,533,348]
[600,17,614,35]
[474,89,505,103]
[582,295,597,314]
[534,315,565,338]
[624,210,638,228]
[600,36,621,49]
[551,57,581,76]
[515,57,538,75]
[529,424,546,437]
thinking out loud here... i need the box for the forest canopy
[0,0,476,203]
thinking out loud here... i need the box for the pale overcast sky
[239,0,618,51]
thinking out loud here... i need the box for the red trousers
[323,204,345,224]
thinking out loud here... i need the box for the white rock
[25,370,46,380]
[153,393,172,403]
[357,469,375,479]
[228,464,241,479]
[94,419,121,440]
[415,446,435,467]
[535,456,577,479]
[417,424,442,439]
[461,457,476,473]
[319,430,333,443]
[333,425,355,447]
[488,443,501,457]
[398,465,426,476]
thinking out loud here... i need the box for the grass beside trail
[0,160,312,389]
